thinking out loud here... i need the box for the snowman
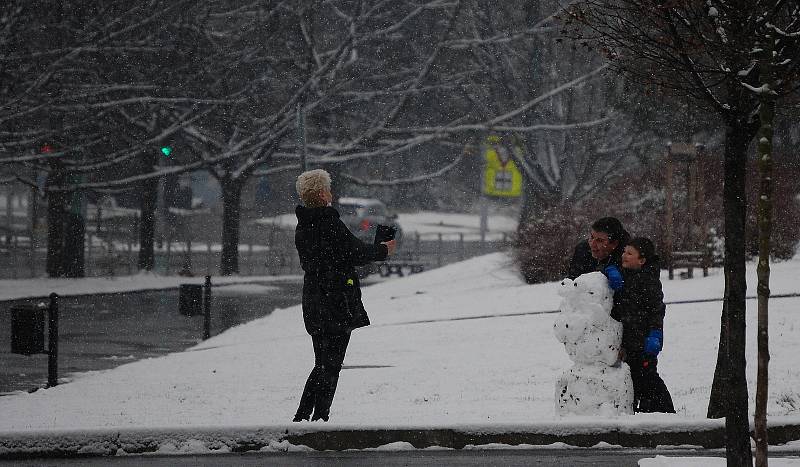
[553,272,634,416]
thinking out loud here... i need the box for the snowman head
[557,277,576,298]
[572,271,614,313]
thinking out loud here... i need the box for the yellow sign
[483,138,522,197]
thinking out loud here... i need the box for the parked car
[336,196,403,246]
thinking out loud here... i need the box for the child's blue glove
[643,329,663,357]
[603,264,624,291]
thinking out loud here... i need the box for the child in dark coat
[612,237,675,413]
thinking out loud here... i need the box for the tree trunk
[220,179,243,276]
[137,177,158,271]
[61,178,86,278]
[5,186,13,243]
[518,167,538,230]
[705,108,755,465]
[707,306,727,417]
[62,210,85,278]
[754,40,776,467]
[516,145,560,232]
[45,169,67,278]
[42,2,66,278]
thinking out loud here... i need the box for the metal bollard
[437,233,443,268]
[47,293,59,388]
[203,276,212,340]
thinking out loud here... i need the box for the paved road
[4,448,799,466]
[0,281,302,394]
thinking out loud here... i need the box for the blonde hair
[296,169,331,207]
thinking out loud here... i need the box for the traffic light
[160,146,172,157]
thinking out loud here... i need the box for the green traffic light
[161,146,172,157]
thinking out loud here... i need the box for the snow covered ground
[1,251,800,465]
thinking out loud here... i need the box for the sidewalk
[0,274,302,303]
[2,420,800,458]
[1,253,800,458]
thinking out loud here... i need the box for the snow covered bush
[603,152,800,262]
[514,207,588,284]
[513,149,799,284]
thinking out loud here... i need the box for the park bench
[667,250,712,280]
[378,253,429,277]
[378,261,427,277]
[0,229,31,254]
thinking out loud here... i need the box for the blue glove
[603,264,624,291]
[644,329,663,357]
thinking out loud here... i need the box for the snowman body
[553,272,634,416]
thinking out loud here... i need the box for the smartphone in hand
[374,224,397,244]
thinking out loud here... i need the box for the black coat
[611,257,666,356]
[566,240,624,280]
[295,205,388,336]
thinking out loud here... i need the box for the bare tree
[1,0,212,275]
[459,1,637,222]
[176,1,476,275]
[373,0,643,226]
[567,0,800,464]
[746,9,800,466]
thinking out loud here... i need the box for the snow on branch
[444,26,558,48]
[311,1,466,162]
[340,152,464,186]
[446,0,578,49]
[358,1,449,42]
[0,151,66,165]
[385,116,614,135]
[485,64,609,126]
[252,163,301,177]
[766,23,800,38]
[740,82,777,95]
[55,96,240,110]
[48,161,206,192]
[311,131,460,165]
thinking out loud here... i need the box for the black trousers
[295,333,351,421]
[627,356,676,413]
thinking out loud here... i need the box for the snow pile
[0,426,299,457]
[553,273,633,416]
[638,457,800,466]
[151,439,231,455]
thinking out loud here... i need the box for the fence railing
[0,213,512,279]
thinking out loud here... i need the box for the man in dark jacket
[613,237,675,413]
[567,217,630,292]
[292,169,396,422]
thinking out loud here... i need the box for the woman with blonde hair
[292,169,396,422]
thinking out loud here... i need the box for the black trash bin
[179,284,203,316]
[10,304,45,355]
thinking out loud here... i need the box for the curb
[2,422,799,459]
